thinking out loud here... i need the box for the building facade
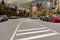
[29,3,42,15]
[46,0,60,11]
[56,0,60,10]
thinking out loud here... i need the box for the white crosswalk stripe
[13,27,58,40]
[17,27,46,32]
[16,30,51,36]
[16,33,57,40]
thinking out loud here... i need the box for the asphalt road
[0,18,60,40]
[34,19,60,33]
[0,19,20,40]
[10,18,60,40]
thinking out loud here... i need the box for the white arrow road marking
[16,30,51,36]
[17,27,47,32]
[16,33,57,40]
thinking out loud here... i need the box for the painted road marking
[16,33,57,40]
[17,27,47,32]
[10,19,21,40]
[11,18,60,40]
[33,20,60,35]
[16,30,51,36]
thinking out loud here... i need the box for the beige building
[29,3,42,15]
[29,0,58,16]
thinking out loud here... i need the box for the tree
[35,11,41,17]
[40,9,47,16]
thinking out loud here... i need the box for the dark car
[40,16,49,21]
[1,15,8,21]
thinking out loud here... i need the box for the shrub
[40,9,47,16]
[34,9,47,18]
[25,12,30,17]
[35,11,41,17]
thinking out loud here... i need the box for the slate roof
[30,2,56,9]
[8,4,19,10]
[41,2,56,8]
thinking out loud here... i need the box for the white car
[31,16,38,19]
[10,16,18,19]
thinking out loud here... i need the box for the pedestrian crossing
[12,18,59,40]
[16,33,57,40]
[13,27,58,40]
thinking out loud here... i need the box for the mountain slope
[12,0,45,8]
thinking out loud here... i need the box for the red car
[49,14,60,22]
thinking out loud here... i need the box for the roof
[8,4,15,8]
[41,2,56,8]
[30,2,56,8]
[7,4,19,10]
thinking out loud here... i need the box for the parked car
[49,14,60,22]
[31,16,38,19]
[10,16,18,19]
[0,16,4,22]
[1,15,8,21]
[40,16,49,21]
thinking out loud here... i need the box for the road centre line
[10,19,21,40]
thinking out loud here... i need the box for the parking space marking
[16,33,57,40]
[10,19,21,40]
[16,30,51,36]
[17,27,47,32]
[33,20,60,35]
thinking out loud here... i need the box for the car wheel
[0,21,1,22]
[1,19,4,22]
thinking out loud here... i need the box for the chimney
[15,5,17,9]
[1,0,5,4]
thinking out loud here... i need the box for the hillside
[0,0,45,8]
[12,0,45,8]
